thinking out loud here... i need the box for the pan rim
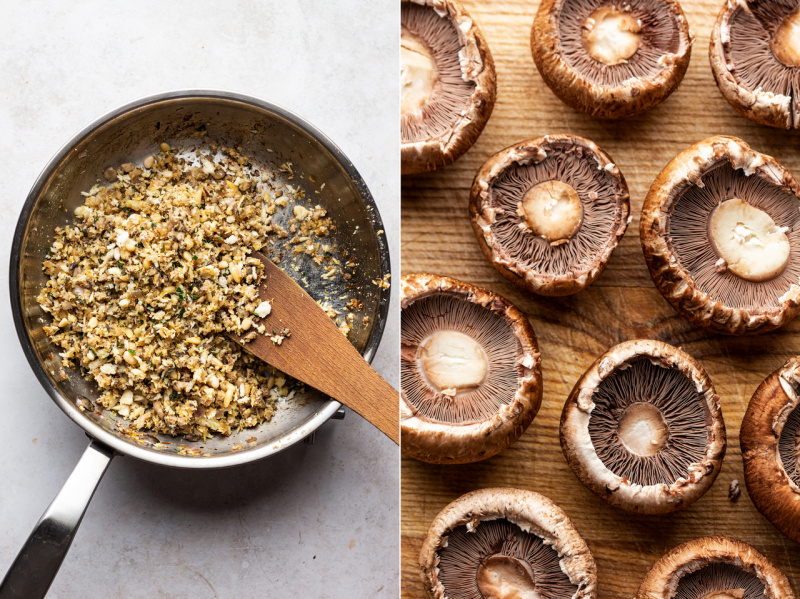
[9,89,392,469]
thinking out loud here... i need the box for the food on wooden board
[401,273,541,464]
[401,0,496,175]
[635,536,795,599]
[711,0,800,129]
[531,0,692,118]
[741,355,800,544]
[419,487,597,599]
[561,339,726,514]
[641,135,800,335]
[470,135,630,296]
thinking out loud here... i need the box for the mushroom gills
[518,180,584,246]
[401,3,476,143]
[488,144,623,275]
[778,402,800,486]
[582,7,643,65]
[709,198,790,282]
[418,330,488,395]
[437,519,577,599]
[726,3,800,127]
[668,162,800,310]
[772,10,800,66]
[616,401,669,456]
[588,358,709,486]
[673,563,765,599]
[401,26,438,117]
[556,0,682,87]
[401,293,519,424]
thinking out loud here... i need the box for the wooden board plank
[401,1,800,597]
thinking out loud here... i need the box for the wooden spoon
[227,251,398,444]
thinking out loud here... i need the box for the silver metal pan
[1,90,391,598]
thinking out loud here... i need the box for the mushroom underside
[778,402,800,485]
[588,358,710,487]
[726,2,800,115]
[437,519,577,599]
[667,161,800,310]
[401,3,475,144]
[401,292,521,424]
[674,562,765,599]
[487,143,624,276]
[556,0,682,86]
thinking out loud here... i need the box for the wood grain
[230,253,399,444]
[401,1,800,596]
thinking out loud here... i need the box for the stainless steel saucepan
[2,90,391,598]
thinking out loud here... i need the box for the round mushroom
[419,488,597,599]
[401,273,542,464]
[560,339,726,514]
[470,135,630,296]
[710,0,800,129]
[641,135,800,335]
[531,0,692,119]
[401,0,497,175]
[741,355,800,544]
[635,536,795,599]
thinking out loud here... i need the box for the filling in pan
[37,142,356,442]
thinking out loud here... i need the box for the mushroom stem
[708,198,790,283]
[617,402,669,457]
[582,7,643,65]
[401,26,438,116]
[772,10,800,67]
[417,330,488,394]
[518,180,583,245]
[477,555,541,599]
[701,590,746,599]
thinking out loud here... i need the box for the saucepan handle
[0,440,114,599]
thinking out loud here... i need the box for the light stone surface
[0,1,399,597]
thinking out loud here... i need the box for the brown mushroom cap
[560,339,726,514]
[419,488,597,599]
[531,0,692,119]
[641,135,800,335]
[401,0,496,175]
[470,135,630,297]
[635,536,795,599]
[710,0,800,129]
[741,355,800,544]
[401,273,542,464]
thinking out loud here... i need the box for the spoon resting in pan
[227,251,399,444]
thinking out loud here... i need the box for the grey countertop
[0,1,399,597]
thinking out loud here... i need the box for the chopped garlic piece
[254,301,272,318]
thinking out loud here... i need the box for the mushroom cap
[401,0,497,175]
[419,487,598,599]
[741,355,800,544]
[710,0,799,129]
[469,134,631,297]
[640,135,800,335]
[531,0,692,119]
[401,273,542,464]
[561,339,726,514]
[635,536,795,599]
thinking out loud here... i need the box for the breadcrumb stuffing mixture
[37,143,336,440]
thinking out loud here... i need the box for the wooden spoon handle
[297,337,399,444]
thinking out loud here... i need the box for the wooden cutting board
[401,1,800,597]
